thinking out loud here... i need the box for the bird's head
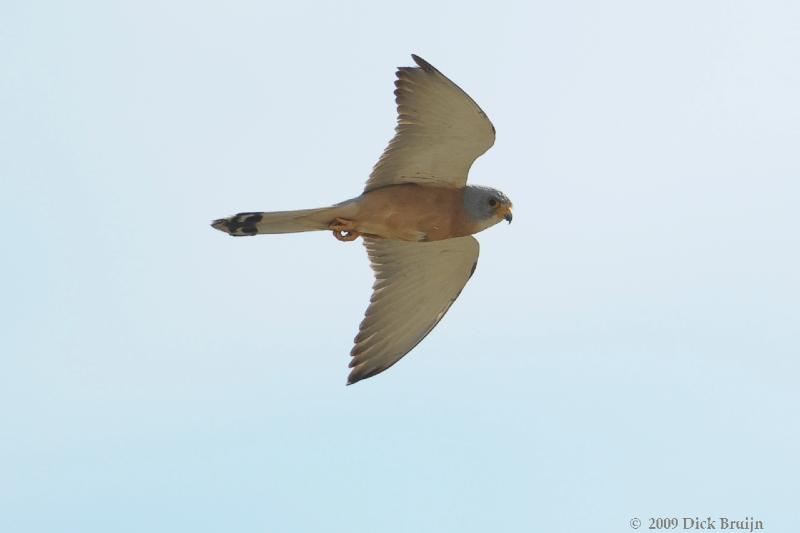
[462,185,513,232]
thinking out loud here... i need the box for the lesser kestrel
[212,54,512,384]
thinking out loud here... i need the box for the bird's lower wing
[348,236,480,385]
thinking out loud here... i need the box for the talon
[329,217,361,241]
[333,229,360,241]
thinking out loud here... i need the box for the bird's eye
[488,198,499,208]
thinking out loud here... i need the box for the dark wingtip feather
[347,362,391,386]
[347,362,372,385]
[410,54,437,73]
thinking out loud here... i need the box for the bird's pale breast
[351,184,474,242]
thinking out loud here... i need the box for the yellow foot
[329,218,361,242]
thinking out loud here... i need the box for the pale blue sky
[2,1,799,532]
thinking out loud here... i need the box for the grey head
[462,185,513,232]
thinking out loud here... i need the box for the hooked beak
[503,207,513,224]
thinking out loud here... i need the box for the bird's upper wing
[348,236,480,385]
[364,54,496,192]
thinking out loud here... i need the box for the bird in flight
[212,54,512,385]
